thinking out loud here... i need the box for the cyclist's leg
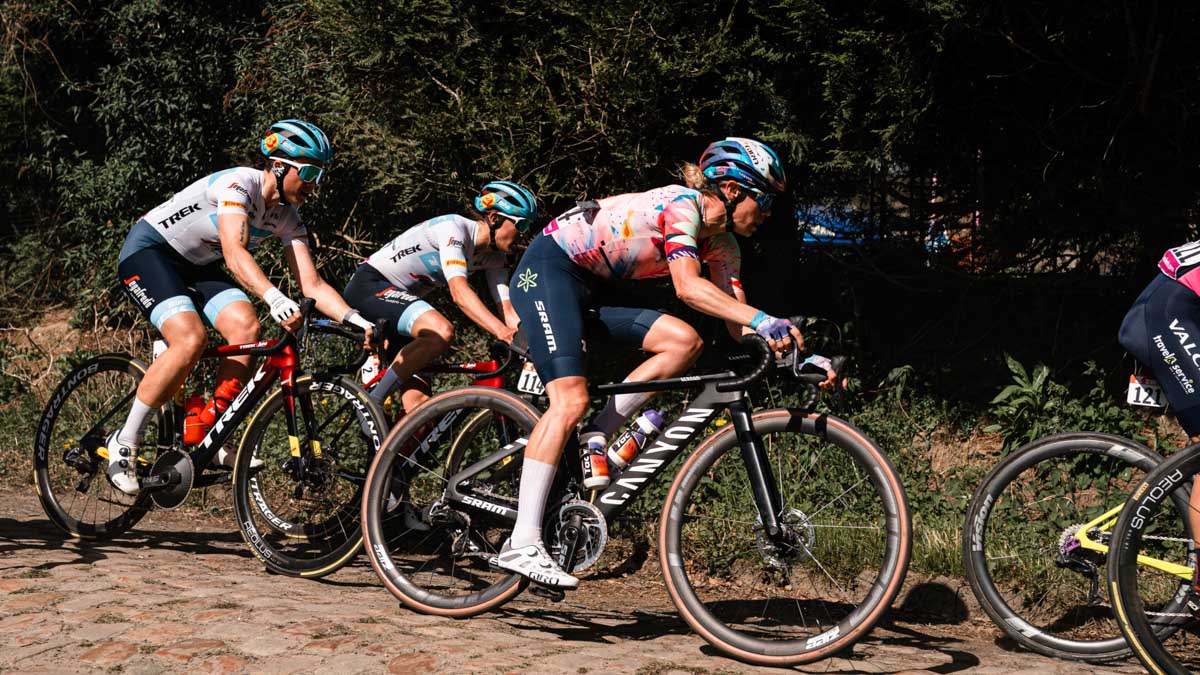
[196,268,258,387]
[189,269,261,465]
[587,309,701,436]
[389,311,453,410]
[343,263,440,408]
[397,375,433,413]
[113,248,209,491]
[500,233,593,587]
[1122,273,1200,549]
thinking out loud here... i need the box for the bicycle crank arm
[139,472,178,490]
[147,450,195,510]
[557,513,585,572]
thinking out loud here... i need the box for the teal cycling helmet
[474,181,538,233]
[261,119,332,163]
[700,137,786,194]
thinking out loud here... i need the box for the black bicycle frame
[442,376,789,536]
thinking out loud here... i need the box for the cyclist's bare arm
[217,213,278,299]
[282,240,370,347]
[671,256,810,359]
[448,276,514,342]
[668,256,760,326]
[500,299,520,330]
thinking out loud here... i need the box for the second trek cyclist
[343,181,538,413]
[495,138,831,588]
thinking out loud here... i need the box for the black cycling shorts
[1119,274,1200,435]
[342,263,435,342]
[509,233,664,383]
[116,241,249,330]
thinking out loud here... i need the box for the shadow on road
[491,591,983,674]
[0,515,249,573]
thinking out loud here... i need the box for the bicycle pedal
[529,584,565,603]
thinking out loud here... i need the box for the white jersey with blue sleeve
[135,167,308,266]
[364,214,509,303]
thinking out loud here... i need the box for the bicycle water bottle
[606,409,665,470]
[580,431,610,490]
[181,394,207,445]
[198,378,243,433]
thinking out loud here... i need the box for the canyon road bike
[360,334,911,666]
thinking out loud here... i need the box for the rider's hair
[679,162,718,196]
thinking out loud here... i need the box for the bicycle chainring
[149,449,194,510]
[547,499,608,573]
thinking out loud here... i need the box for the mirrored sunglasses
[746,187,773,211]
[275,157,325,184]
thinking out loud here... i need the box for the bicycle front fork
[728,400,785,537]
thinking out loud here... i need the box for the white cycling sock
[511,458,556,548]
[117,397,154,447]
[370,367,402,404]
[590,385,651,437]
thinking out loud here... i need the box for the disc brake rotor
[754,508,814,569]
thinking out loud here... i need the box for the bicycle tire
[660,408,910,666]
[362,386,540,617]
[232,373,386,577]
[34,353,158,539]
[1109,444,1200,675]
[962,432,1176,662]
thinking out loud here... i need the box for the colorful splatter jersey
[543,185,741,293]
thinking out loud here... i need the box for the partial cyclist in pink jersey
[1122,239,1200,553]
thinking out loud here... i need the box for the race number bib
[1127,374,1166,408]
[517,361,545,396]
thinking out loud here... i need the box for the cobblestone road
[0,492,1146,674]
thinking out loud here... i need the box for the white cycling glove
[263,287,300,325]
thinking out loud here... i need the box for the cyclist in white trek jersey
[107,119,375,495]
[343,181,538,412]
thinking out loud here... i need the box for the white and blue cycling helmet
[261,119,332,163]
[475,181,538,233]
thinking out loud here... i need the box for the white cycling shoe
[214,444,263,470]
[490,539,579,589]
[104,431,141,496]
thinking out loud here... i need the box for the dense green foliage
[3,1,1198,597]
[4,1,1197,399]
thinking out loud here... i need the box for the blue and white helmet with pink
[699,137,787,195]
[260,119,333,163]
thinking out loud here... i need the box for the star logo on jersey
[516,268,538,292]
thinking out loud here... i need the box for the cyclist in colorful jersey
[343,181,537,412]
[1119,241,1200,546]
[493,138,834,588]
[107,119,375,495]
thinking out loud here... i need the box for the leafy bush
[986,355,1145,451]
